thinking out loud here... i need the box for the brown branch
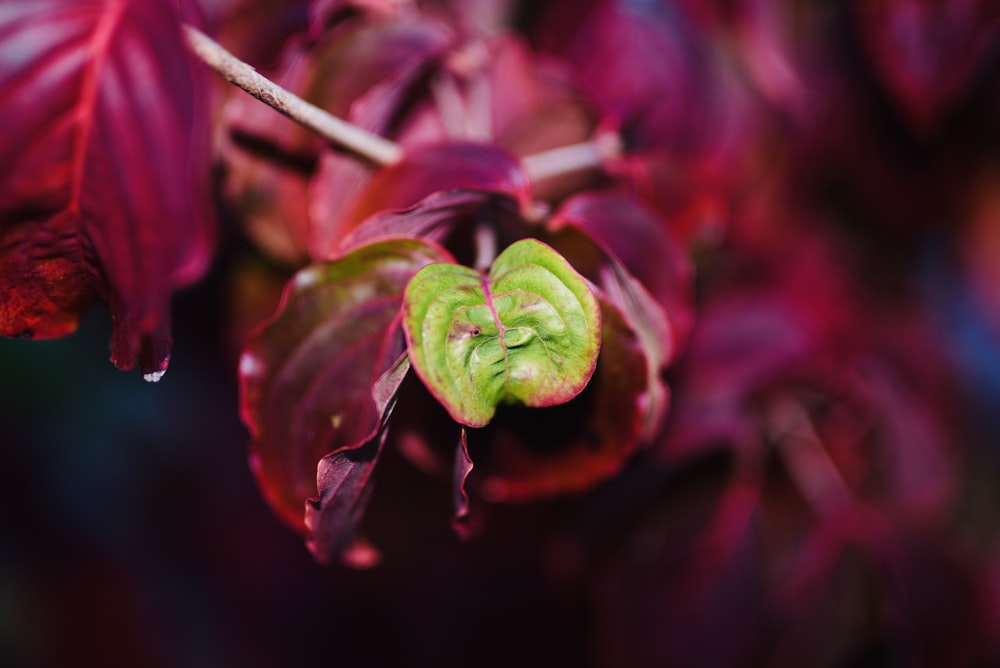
[520,132,623,184]
[182,25,402,166]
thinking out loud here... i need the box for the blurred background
[5,0,1000,666]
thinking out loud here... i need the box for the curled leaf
[403,238,601,428]
[452,428,479,539]
[239,238,451,531]
[305,354,411,566]
[315,141,531,255]
[469,296,650,502]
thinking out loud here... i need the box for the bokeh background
[5,0,1000,666]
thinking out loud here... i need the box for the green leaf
[403,238,601,427]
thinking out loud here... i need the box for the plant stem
[183,25,626,180]
[182,25,402,166]
[766,397,853,517]
[520,132,623,184]
[473,222,498,272]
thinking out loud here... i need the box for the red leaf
[239,238,451,532]
[306,438,385,569]
[305,353,411,566]
[312,141,531,257]
[339,189,522,255]
[854,0,1000,130]
[548,192,694,356]
[0,0,214,375]
[452,428,478,539]
[545,223,677,443]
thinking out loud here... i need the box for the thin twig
[182,25,402,166]
[520,132,623,183]
[766,397,853,517]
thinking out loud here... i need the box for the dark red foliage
[6,0,1000,666]
[319,141,532,253]
[240,239,449,536]
[462,299,650,503]
[0,0,214,375]
[547,191,694,354]
[221,13,453,261]
[853,0,1000,131]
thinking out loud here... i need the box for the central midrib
[480,274,509,392]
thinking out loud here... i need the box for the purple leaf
[546,224,676,443]
[853,0,1000,130]
[239,238,451,532]
[452,428,478,539]
[313,141,531,256]
[548,191,694,356]
[530,0,721,155]
[0,0,215,375]
[222,16,452,261]
[305,353,411,566]
[339,189,519,253]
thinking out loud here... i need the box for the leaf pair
[241,235,601,563]
[403,237,601,428]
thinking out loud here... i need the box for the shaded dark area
[0,268,598,668]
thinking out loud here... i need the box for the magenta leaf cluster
[4,0,1000,664]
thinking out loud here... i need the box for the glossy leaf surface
[403,238,600,427]
[0,0,214,374]
[240,238,451,530]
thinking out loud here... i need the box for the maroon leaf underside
[315,141,532,257]
[339,189,524,258]
[548,191,694,357]
[305,353,411,566]
[465,297,649,503]
[0,0,214,373]
[545,224,675,444]
[452,429,477,539]
[854,0,1000,130]
[239,238,452,533]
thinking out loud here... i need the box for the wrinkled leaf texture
[0,0,214,374]
[402,238,601,427]
[347,190,670,502]
[239,238,450,534]
[468,296,649,502]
